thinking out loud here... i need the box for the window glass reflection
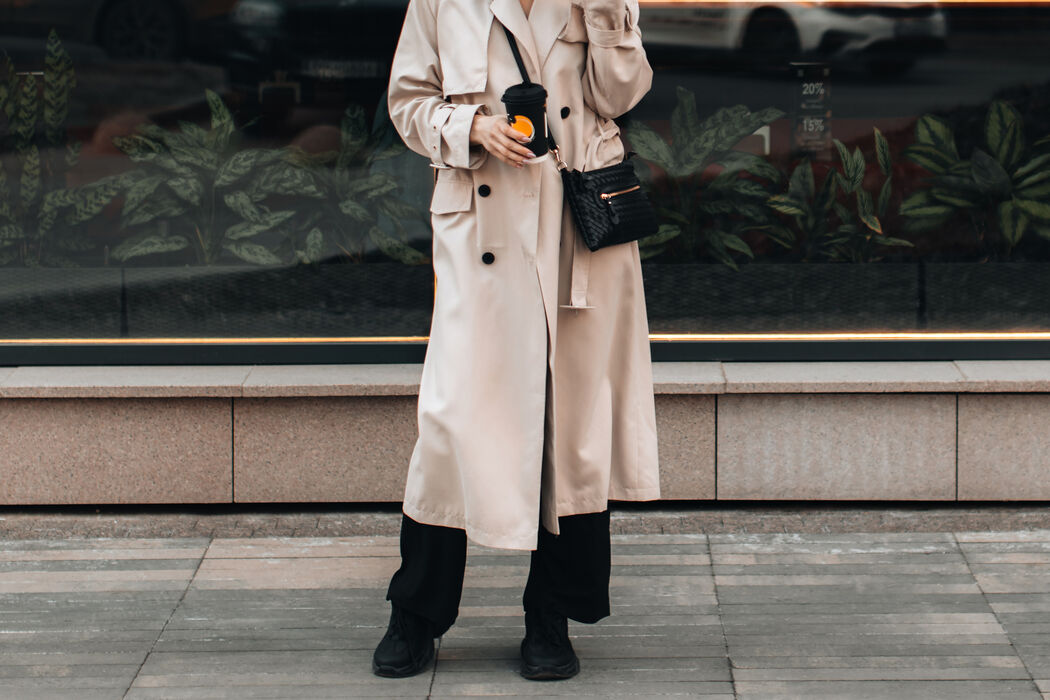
[0,0,1048,341]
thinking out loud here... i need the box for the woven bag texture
[561,159,657,251]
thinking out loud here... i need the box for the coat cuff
[438,103,490,170]
[583,0,628,46]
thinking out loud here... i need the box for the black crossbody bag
[500,23,657,251]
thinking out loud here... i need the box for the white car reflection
[640,1,948,74]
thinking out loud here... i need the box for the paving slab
[0,529,1045,698]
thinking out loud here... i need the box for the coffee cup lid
[501,81,547,103]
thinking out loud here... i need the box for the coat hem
[555,484,660,519]
[402,500,539,551]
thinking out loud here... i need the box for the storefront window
[1,1,1049,357]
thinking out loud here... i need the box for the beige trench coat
[388,0,660,550]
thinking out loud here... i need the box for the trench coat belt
[561,219,594,310]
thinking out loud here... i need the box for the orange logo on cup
[509,115,535,143]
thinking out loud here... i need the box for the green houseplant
[283,101,430,265]
[110,89,307,265]
[0,30,122,267]
[899,100,1050,257]
[767,128,913,263]
[623,86,785,268]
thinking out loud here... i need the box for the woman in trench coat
[372,0,660,680]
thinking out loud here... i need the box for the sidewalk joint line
[952,531,1039,691]
[708,533,737,698]
[428,636,442,698]
[121,537,211,699]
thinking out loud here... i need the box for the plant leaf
[167,177,204,206]
[66,180,119,225]
[971,148,1012,198]
[122,192,187,227]
[339,199,374,222]
[20,145,41,211]
[225,210,295,240]
[303,227,323,262]
[622,120,675,173]
[670,85,702,150]
[856,189,881,233]
[877,178,892,216]
[368,225,429,264]
[721,233,754,257]
[111,233,189,261]
[787,159,815,202]
[338,105,370,168]
[999,200,1028,247]
[767,194,806,216]
[215,148,287,187]
[638,224,681,248]
[915,114,959,160]
[118,174,163,218]
[874,127,891,176]
[223,240,282,264]
[205,89,235,150]
[899,190,954,218]
[715,150,781,183]
[986,100,1025,172]
[1014,197,1050,222]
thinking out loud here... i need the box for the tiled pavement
[0,531,1049,699]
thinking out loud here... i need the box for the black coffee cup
[501,82,549,161]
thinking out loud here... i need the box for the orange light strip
[1,331,1050,345]
[638,1,1050,4]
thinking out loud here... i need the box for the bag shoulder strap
[501,24,532,85]
[499,21,560,152]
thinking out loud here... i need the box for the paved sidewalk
[0,531,1048,699]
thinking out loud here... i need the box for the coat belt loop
[566,228,594,309]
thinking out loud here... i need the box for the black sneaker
[519,607,580,680]
[372,605,436,678]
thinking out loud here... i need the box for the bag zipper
[600,184,640,200]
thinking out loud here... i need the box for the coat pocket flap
[430,178,474,214]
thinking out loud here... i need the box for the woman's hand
[469,113,535,169]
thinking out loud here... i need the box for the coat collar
[488,0,571,77]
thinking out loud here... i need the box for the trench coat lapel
[489,0,540,78]
[527,0,571,71]
[490,0,569,77]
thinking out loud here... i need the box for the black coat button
[478,184,491,197]
[560,106,570,119]
[482,251,495,264]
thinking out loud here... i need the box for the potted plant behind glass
[898,100,1050,331]
[0,30,125,339]
[624,86,919,334]
[108,89,435,339]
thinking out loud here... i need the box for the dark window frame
[0,338,1047,365]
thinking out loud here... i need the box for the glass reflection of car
[0,0,237,60]
[641,1,948,74]
[227,0,409,111]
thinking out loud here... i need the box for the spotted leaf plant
[283,101,429,265]
[0,30,123,267]
[623,86,784,267]
[111,89,306,265]
[899,101,1050,256]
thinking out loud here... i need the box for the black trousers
[386,510,611,636]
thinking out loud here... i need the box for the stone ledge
[2,505,1050,539]
[0,360,1049,398]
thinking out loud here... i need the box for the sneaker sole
[371,645,435,678]
[520,657,580,681]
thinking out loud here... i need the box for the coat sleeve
[387,0,490,170]
[579,0,654,120]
